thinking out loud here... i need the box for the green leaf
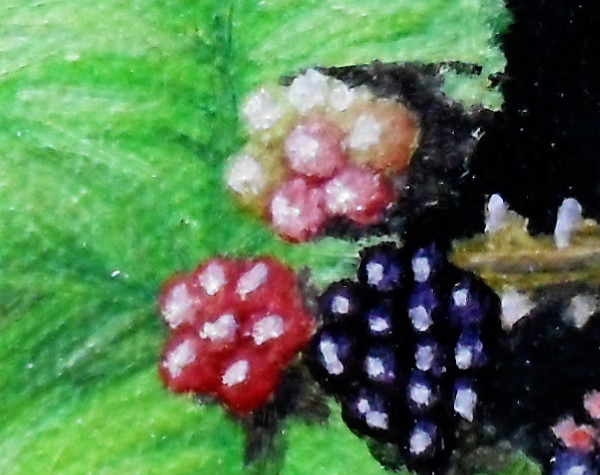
[0,1,517,473]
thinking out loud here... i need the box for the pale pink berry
[284,120,345,179]
[584,391,600,420]
[269,178,327,242]
[323,165,395,225]
[552,416,597,453]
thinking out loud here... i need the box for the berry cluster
[157,257,314,415]
[307,242,502,474]
[548,392,600,474]
[226,69,419,242]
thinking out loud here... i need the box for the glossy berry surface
[158,257,314,415]
[307,242,502,474]
[551,450,598,475]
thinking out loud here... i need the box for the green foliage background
[0,1,537,473]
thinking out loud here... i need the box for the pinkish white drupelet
[552,416,597,453]
[323,165,395,225]
[269,177,327,242]
[584,391,600,420]
[284,119,345,178]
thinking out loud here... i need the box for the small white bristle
[288,69,329,113]
[366,410,389,430]
[200,313,238,342]
[410,427,433,455]
[554,197,583,249]
[485,193,509,234]
[198,263,227,296]
[409,305,432,332]
[164,340,196,377]
[500,288,534,329]
[162,283,193,328]
[319,337,344,375]
[222,360,249,387]
[252,314,285,345]
[412,257,431,283]
[242,87,282,131]
[564,294,599,329]
[454,387,477,422]
[236,263,269,298]
[348,114,382,151]
[226,154,265,196]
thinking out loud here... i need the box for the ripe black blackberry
[306,242,503,474]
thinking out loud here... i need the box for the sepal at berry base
[157,257,314,415]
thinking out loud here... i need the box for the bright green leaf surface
[0,1,538,474]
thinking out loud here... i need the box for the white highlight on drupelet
[415,345,435,372]
[455,343,475,370]
[410,382,433,407]
[328,80,357,111]
[198,263,227,296]
[355,397,389,429]
[288,69,329,113]
[252,314,285,345]
[162,283,194,328]
[285,128,321,168]
[200,313,238,342]
[452,288,469,307]
[242,87,282,131]
[236,263,269,298]
[222,360,250,387]
[331,295,350,315]
[227,154,266,197]
[319,337,344,375]
[348,114,382,151]
[409,305,433,332]
[365,356,385,379]
[366,411,389,430]
[410,427,433,455]
[369,315,390,333]
[412,257,431,283]
[271,193,301,224]
[164,340,196,377]
[366,262,385,287]
[454,386,477,422]
[323,176,358,214]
